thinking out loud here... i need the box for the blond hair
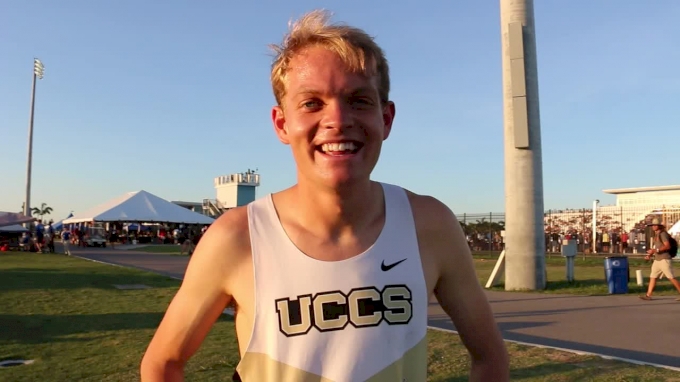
[269,9,390,106]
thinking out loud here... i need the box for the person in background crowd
[109,229,118,249]
[46,222,55,253]
[35,219,45,252]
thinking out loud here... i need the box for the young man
[640,218,680,301]
[35,219,45,253]
[61,228,71,256]
[141,10,509,381]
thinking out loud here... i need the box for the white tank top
[236,182,428,382]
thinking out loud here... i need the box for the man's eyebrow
[294,88,322,96]
[293,87,376,96]
[348,87,376,96]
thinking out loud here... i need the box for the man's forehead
[285,49,378,95]
[285,67,379,98]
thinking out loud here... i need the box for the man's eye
[350,97,375,108]
[302,100,322,109]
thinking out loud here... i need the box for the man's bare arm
[140,208,250,381]
[414,195,509,381]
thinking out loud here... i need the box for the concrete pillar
[500,0,546,290]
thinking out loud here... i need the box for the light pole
[24,58,44,221]
[592,199,599,254]
[500,0,546,291]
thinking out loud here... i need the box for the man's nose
[320,100,353,130]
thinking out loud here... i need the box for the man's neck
[289,179,383,239]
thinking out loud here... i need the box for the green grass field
[471,252,680,296]
[1,252,678,381]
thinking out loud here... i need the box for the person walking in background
[639,218,680,300]
[61,229,71,255]
[46,222,56,253]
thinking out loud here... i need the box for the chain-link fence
[456,213,505,252]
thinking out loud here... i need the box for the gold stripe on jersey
[235,352,333,382]
[235,336,426,382]
[365,336,427,382]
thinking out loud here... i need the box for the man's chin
[304,172,369,190]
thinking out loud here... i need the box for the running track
[69,247,680,371]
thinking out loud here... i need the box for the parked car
[85,227,107,247]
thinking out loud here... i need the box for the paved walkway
[70,247,680,370]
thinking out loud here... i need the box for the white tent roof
[62,190,215,225]
[669,220,680,236]
[0,224,29,233]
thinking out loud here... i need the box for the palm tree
[31,203,53,221]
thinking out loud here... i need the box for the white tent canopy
[63,190,215,225]
[669,220,680,236]
[0,224,29,233]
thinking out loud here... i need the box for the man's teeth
[321,142,357,153]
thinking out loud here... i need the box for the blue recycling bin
[604,256,629,294]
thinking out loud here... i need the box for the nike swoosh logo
[381,258,407,272]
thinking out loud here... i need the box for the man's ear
[272,105,290,145]
[381,101,396,141]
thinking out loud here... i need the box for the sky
[1,0,679,222]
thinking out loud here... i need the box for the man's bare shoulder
[203,205,250,247]
[187,206,251,278]
[403,189,469,268]
[404,189,461,234]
